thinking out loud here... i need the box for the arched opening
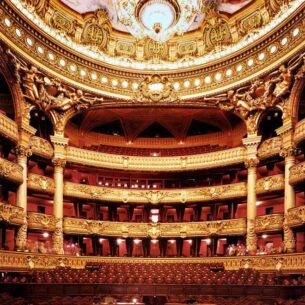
[29,109,53,141]
[258,109,283,141]
[0,74,15,120]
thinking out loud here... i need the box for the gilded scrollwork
[255,214,284,233]
[30,136,54,159]
[133,75,178,103]
[52,218,64,255]
[246,219,257,253]
[286,206,305,227]
[63,217,246,238]
[0,157,23,184]
[27,212,56,231]
[289,161,305,185]
[256,174,285,194]
[0,203,25,225]
[15,220,28,251]
[283,216,296,252]
[258,136,282,159]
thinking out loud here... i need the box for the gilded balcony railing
[27,173,55,194]
[257,137,282,160]
[1,250,305,272]
[255,175,284,195]
[27,212,56,231]
[286,206,305,228]
[66,146,246,172]
[30,136,53,159]
[63,217,247,238]
[0,112,18,143]
[0,157,23,184]
[289,161,305,186]
[0,203,25,225]
[255,214,284,233]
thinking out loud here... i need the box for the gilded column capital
[280,146,298,158]
[52,158,66,168]
[14,145,32,158]
[245,158,259,169]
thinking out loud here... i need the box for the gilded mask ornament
[134,75,178,103]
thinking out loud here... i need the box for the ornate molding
[27,173,55,194]
[64,181,247,204]
[0,202,25,225]
[27,212,56,231]
[30,136,53,159]
[2,251,305,272]
[286,205,305,227]
[0,157,23,184]
[256,174,285,194]
[294,118,305,145]
[257,137,282,159]
[289,161,305,185]
[255,214,284,233]
[0,112,18,142]
[13,144,32,158]
[63,217,247,238]
[52,158,66,168]
[66,146,246,172]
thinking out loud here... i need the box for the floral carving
[255,214,284,233]
[256,175,284,194]
[258,137,282,159]
[27,212,56,231]
[0,158,23,183]
[27,173,55,194]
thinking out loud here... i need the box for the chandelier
[114,0,203,42]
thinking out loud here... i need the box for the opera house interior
[1,0,305,304]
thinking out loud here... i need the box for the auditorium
[0,0,305,304]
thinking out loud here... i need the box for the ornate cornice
[0,0,305,101]
[63,217,247,238]
[66,146,246,172]
[30,136,53,159]
[1,250,305,272]
[289,161,305,185]
[255,174,285,195]
[286,205,305,228]
[27,212,56,231]
[255,214,284,233]
[0,203,25,225]
[0,111,18,142]
[64,181,247,204]
[27,173,55,194]
[0,157,23,184]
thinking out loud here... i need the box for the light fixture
[262,234,268,239]
[151,214,159,223]
[114,0,203,42]
[42,232,49,238]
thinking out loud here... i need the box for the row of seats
[83,144,226,156]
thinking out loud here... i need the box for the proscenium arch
[288,77,305,125]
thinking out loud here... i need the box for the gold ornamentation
[30,136,53,159]
[258,137,282,159]
[0,203,25,225]
[245,158,259,169]
[14,145,32,158]
[0,157,23,183]
[289,161,305,186]
[63,217,246,238]
[256,174,285,194]
[27,212,56,231]
[255,214,284,233]
[52,158,66,168]
[15,220,28,251]
[52,218,64,255]
[283,216,296,253]
[0,111,18,142]
[81,10,111,51]
[134,75,178,103]
[246,219,257,253]
[286,206,305,227]
[280,146,298,158]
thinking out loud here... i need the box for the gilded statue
[7,49,103,112]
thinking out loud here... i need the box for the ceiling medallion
[134,74,179,103]
[114,0,203,42]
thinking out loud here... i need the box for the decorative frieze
[27,212,56,231]
[64,181,247,204]
[255,214,284,233]
[1,250,305,272]
[289,161,305,185]
[0,203,25,225]
[27,173,55,194]
[0,157,23,184]
[63,217,247,238]
[30,136,53,159]
[257,137,282,159]
[256,174,285,194]
[286,206,305,227]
